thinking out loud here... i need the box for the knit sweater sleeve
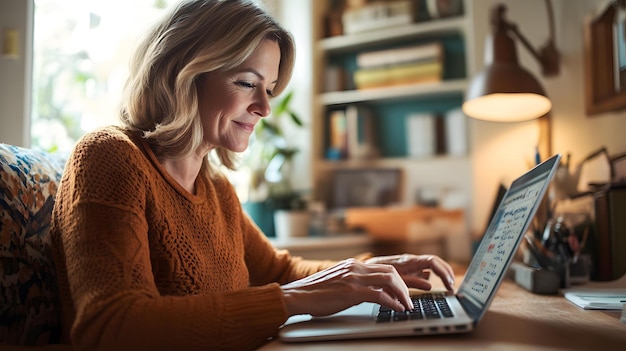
[51,128,290,351]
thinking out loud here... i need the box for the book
[355,73,441,90]
[327,109,348,159]
[434,116,446,155]
[341,1,414,35]
[345,104,378,160]
[444,108,468,156]
[356,42,443,69]
[406,113,435,158]
[353,60,443,89]
[323,65,346,92]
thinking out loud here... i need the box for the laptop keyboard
[376,293,454,322]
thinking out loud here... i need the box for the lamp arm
[506,23,545,66]
[501,0,560,76]
[545,0,556,44]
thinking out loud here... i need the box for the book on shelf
[353,60,443,90]
[444,108,467,156]
[356,42,444,69]
[325,105,379,160]
[434,116,446,155]
[324,65,347,92]
[326,109,348,160]
[345,104,379,160]
[341,0,415,35]
[406,113,436,158]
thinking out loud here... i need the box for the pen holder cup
[514,254,591,294]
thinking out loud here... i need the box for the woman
[51,1,456,350]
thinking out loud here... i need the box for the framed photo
[584,0,626,115]
[330,168,402,208]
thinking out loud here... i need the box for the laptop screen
[457,154,560,317]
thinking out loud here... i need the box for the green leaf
[275,90,293,116]
[288,111,303,127]
[276,147,299,159]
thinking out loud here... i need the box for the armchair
[0,144,65,346]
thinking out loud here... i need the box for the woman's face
[196,39,281,153]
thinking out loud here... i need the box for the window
[31,0,173,153]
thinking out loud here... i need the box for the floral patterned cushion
[0,144,66,345]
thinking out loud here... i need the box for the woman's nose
[250,91,271,117]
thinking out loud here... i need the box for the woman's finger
[345,263,413,310]
[426,259,455,290]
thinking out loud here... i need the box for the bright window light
[31,0,174,153]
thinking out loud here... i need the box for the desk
[260,277,626,350]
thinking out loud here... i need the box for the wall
[273,0,314,195]
[468,0,626,237]
[553,0,626,162]
[0,0,32,147]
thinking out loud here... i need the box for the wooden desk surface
[260,277,626,351]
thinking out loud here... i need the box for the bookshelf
[311,0,474,211]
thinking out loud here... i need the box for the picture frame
[330,168,402,208]
[584,0,626,115]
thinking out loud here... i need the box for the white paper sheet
[561,273,626,310]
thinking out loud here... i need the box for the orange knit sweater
[50,126,335,351]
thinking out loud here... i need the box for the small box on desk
[512,262,561,295]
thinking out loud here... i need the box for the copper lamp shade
[463,3,558,122]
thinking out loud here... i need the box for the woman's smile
[233,120,256,133]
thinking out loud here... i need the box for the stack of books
[353,42,444,90]
[341,0,415,35]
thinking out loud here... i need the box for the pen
[523,234,552,269]
[571,226,589,264]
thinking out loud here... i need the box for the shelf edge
[319,79,468,106]
[319,17,467,53]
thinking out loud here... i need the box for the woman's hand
[364,254,456,292]
[281,259,413,317]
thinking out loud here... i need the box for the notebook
[279,154,561,342]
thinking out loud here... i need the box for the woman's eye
[235,81,273,97]
[235,81,255,89]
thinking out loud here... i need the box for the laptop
[279,154,561,342]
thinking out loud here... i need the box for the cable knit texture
[50,126,335,351]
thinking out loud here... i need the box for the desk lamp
[462,1,560,154]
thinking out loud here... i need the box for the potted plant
[243,90,310,238]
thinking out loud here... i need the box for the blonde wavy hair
[120,0,295,170]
